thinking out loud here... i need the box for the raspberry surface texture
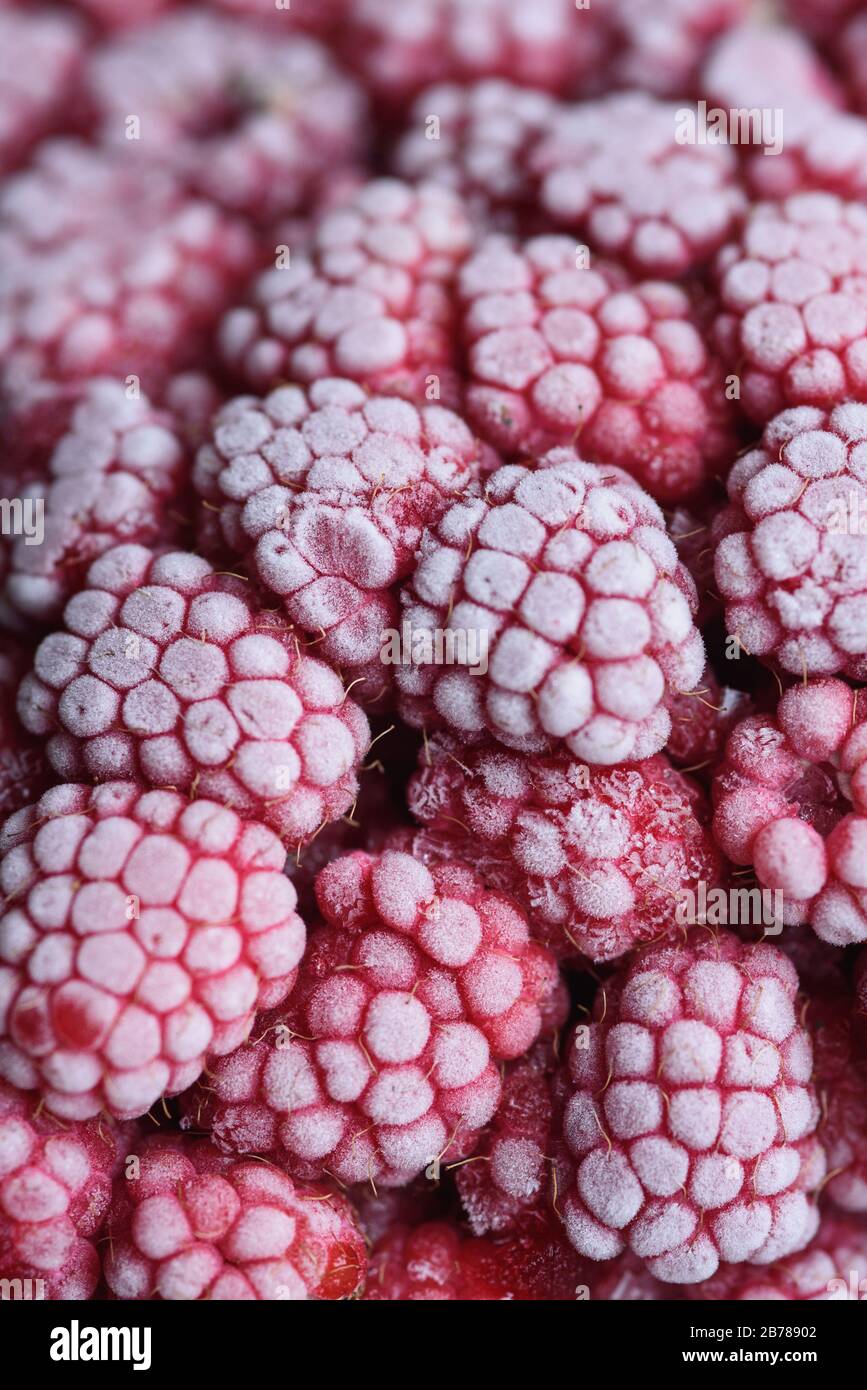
[689,1214,867,1300]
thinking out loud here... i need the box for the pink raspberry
[404,737,722,962]
[0,141,256,405]
[529,93,745,279]
[457,235,736,501]
[715,404,867,681]
[810,987,867,1214]
[711,680,867,945]
[0,9,85,174]
[192,850,562,1187]
[17,544,370,846]
[560,931,824,1284]
[86,13,367,226]
[0,639,53,820]
[1,378,188,626]
[0,781,306,1121]
[689,1214,867,1300]
[193,378,490,707]
[0,1079,120,1300]
[712,195,867,425]
[395,453,705,762]
[103,1135,366,1300]
[604,0,747,98]
[219,178,472,404]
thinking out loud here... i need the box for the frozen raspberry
[341,0,607,111]
[702,22,843,114]
[219,178,472,405]
[809,987,867,1213]
[604,0,747,98]
[87,14,367,227]
[711,679,867,945]
[0,9,85,174]
[715,404,867,681]
[690,1214,867,1300]
[1,378,189,626]
[104,1135,366,1300]
[405,736,721,962]
[393,80,558,232]
[561,930,824,1284]
[396,453,705,761]
[17,544,369,846]
[665,667,751,775]
[0,781,307,1121]
[712,195,867,425]
[0,142,256,406]
[457,235,736,501]
[0,1078,120,1300]
[0,639,53,819]
[529,93,745,279]
[363,1215,589,1300]
[192,850,561,1187]
[193,378,489,706]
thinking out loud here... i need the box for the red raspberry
[396,453,705,762]
[1,378,188,626]
[193,850,561,1187]
[689,1214,867,1300]
[405,737,722,962]
[17,544,370,846]
[0,639,53,820]
[341,0,607,111]
[712,195,867,425]
[529,93,745,279]
[193,378,490,707]
[0,9,85,174]
[0,1079,120,1300]
[0,141,256,405]
[219,178,472,404]
[604,0,747,98]
[810,987,867,1214]
[0,781,306,1120]
[715,405,867,681]
[561,931,824,1284]
[457,235,736,500]
[103,1135,366,1300]
[86,14,367,227]
[362,1216,589,1300]
[711,680,867,945]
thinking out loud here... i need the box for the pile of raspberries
[3,0,867,1305]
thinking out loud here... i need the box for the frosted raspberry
[604,0,747,98]
[702,21,844,114]
[529,94,745,279]
[0,1079,120,1300]
[87,14,367,226]
[810,988,867,1214]
[342,0,607,110]
[712,195,867,425]
[0,9,84,174]
[715,404,867,680]
[0,639,52,820]
[0,780,306,1121]
[1,378,188,626]
[0,142,256,404]
[219,178,472,404]
[457,235,736,500]
[193,378,489,704]
[393,81,558,232]
[690,1214,867,1300]
[405,737,721,962]
[396,453,705,761]
[17,544,369,846]
[363,1216,589,1300]
[104,1135,366,1300]
[711,679,867,945]
[561,931,824,1284]
[193,850,561,1187]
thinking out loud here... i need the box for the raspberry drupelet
[602,0,747,99]
[457,234,736,501]
[560,930,824,1284]
[0,1079,120,1300]
[689,1213,867,1300]
[16,544,370,847]
[0,781,306,1121]
[193,377,491,707]
[712,195,867,425]
[188,850,562,1188]
[395,453,705,763]
[219,178,472,405]
[712,679,867,946]
[103,1135,366,1300]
